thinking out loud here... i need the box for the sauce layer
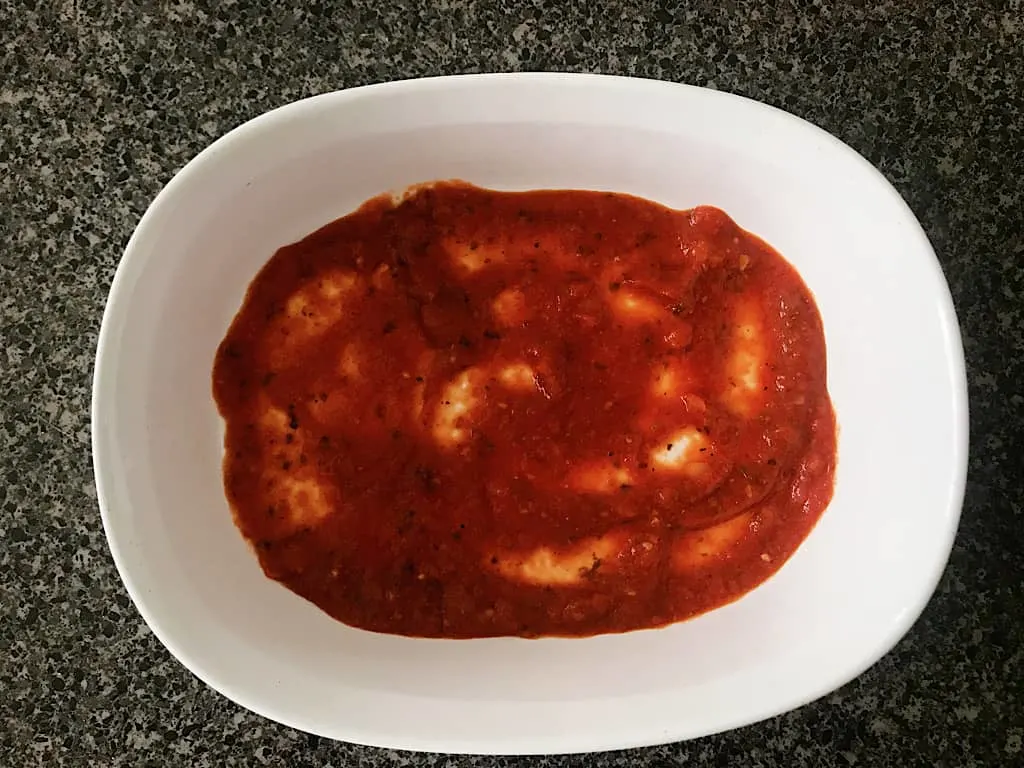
[213,182,836,638]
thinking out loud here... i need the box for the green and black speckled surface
[2,1,1022,765]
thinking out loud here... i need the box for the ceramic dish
[91,73,968,754]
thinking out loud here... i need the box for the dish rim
[91,72,969,754]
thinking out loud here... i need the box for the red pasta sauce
[213,181,836,638]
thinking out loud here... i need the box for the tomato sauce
[213,181,836,638]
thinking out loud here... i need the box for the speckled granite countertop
[2,1,1022,765]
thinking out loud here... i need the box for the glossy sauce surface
[213,182,836,638]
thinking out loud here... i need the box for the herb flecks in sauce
[213,182,836,638]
